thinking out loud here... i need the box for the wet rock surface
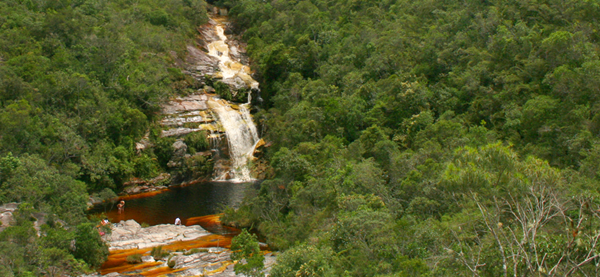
[85,219,276,276]
[83,11,270,276]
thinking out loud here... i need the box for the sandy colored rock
[105,220,209,251]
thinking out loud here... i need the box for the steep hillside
[0,0,208,274]
[220,0,600,275]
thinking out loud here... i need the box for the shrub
[185,131,209,154]
[231,229,264,277]
[214,81,232,101]
[126,254,142,264]
[151,246,169,260]
[153,136,176,168]
[167,256,177,268]
[233,89,249,103]
[184,248,208,255]
[73,223,109,269]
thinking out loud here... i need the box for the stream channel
[90,13,259,231]
[89,12,265,276]
[88,181,252,234]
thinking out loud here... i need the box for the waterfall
[208,99,259,182]
[159,18,261,182]
[207,24,259,90]
[204,20,260,182]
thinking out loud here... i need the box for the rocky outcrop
[162,94,210,115]
[106,220,210,251]
[121,173,171,195]
[186,45,220,79]
[160,93,224,138]
[0,203,18,232]
[84,251,276,277]
[0,204,69,238]
[89,219,277,277]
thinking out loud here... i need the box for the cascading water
[100,12,262,277]
[207,24,259,90]
[160,18,260,182]
[205,20,260,182]
[208,99,259,182]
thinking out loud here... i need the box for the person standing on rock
[175,218,182,225]
[117,200,125,214]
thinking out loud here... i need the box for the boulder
[122,173,172,195]
[221,75,248,91]
[172,140,188,157]
[205,86,216,94]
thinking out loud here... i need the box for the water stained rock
[106,220,210,251]
[159,14,261,183]
[88,216,276,277]
[161,94,210,115]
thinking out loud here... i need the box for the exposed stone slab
[0,203,18,232]
[89,220,277,276]
[162,98,209,115]
[162,127,203,137]
[105,220,210,251]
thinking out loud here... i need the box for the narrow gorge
[162,15,261,183]
[88,11,272,277]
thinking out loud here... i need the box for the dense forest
[0,0,208,275]
[216,0,600,276]
[3,0,600,276]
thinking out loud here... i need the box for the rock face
[0,203,56,236]
[121,173,171,195]
[162,94,210,115]
[160,94,224,139]
[106,220,209,251]
[0,203,18,232]
[87,219,277,277]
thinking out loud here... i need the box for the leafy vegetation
[185,131,210,154]
[151,245,170,260]
[230,229,265,277]
[3,0,600,275]
[126,254,143,264]
[0,0,209,274]
[217,0,600,275]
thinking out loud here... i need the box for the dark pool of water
[89,181,252,226]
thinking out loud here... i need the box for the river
[89,181,253,232]
[91,13,263,227]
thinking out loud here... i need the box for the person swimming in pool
[117,200,125,214]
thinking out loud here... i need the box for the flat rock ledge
[82,251,276,277]
[82,219,277,277]
[106,219,209,251]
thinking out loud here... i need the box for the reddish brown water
[99,214,269,275]
[89,181,251,233]
[92,181,257,274]
[101,232,233,275]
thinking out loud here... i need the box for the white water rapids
[208,99,259,182]
[207,25,259,91]
[206,21,260,182]
[161,19,260,182]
